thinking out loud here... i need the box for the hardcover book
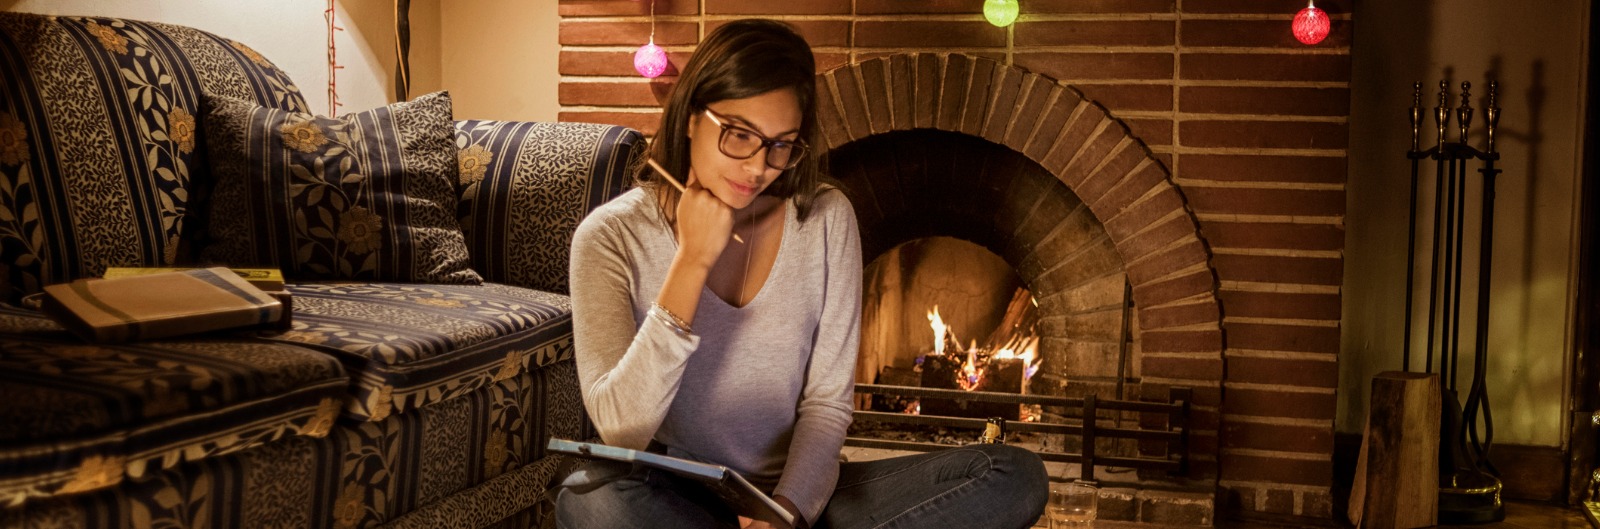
[42,267,287,343]
[101,266,293,328]
[102,267,286,292]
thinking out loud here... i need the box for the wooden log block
[982,287,1038,350]
[972,357,1023,420]
[918,353,1021,420]
[976,357,1023,394]
[1348,371,1440,529]
[919,353,965,417]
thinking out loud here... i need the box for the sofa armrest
[455,120,645,294]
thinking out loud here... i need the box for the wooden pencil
[646,158,685,192]
[645,158,745,244]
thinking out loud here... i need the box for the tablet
[547,438,795,528]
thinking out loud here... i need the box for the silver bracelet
[649,302,693,336]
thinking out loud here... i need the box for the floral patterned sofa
[0,13,640,529]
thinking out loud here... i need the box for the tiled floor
[1445,501,1590,529]
[1217,500,1589,529]
[846,446,1592,529]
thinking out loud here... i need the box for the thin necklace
[739,211,753,306]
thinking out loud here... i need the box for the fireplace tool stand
[1401,80,1504,524]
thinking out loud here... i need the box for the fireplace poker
[1424,80,1450,376]
[1402,82,1423,372]
[646,158,745,244]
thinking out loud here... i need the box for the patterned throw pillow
[200,91,481,283]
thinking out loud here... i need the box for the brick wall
[558,0,1351,520]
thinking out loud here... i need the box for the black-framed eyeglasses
[702,108,808,171]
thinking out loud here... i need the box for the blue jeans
[555,444,1047,529]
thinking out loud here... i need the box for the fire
[962,341,980,391]
[921,302,1043,406]
[892,290,1043,421]
[927,306,949,355]
[993,334,1041,380]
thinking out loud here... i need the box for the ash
[847,420,1037,447]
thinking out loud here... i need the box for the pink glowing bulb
[1293,1,1330,45]
[634,39,668,78]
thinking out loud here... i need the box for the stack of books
[41,267,292,343]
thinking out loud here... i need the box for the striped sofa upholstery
[455,120,639,296]
[0,12,643,529]
[0,13,308,305]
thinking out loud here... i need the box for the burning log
[919,352,1022,420]
[977,356,1024,394]
[982,288,1039,352]
[890,294,1041,421]
[917,292,1041,421]
[917,352,964,417]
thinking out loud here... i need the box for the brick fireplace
[558,0,1350,521]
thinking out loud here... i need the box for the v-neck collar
[707,198,790,310]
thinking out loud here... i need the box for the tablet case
[547,438,795,528]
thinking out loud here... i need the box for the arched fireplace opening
[811,54,1225,489]
[833,129,1141,452]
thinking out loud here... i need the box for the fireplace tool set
[1401,80,1504,524]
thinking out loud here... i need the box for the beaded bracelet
[649,302,693,337]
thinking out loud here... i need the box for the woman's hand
[739,495,806,529]
[674,167,734,270]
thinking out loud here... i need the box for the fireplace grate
[847,384,1191,482]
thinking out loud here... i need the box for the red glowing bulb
[1293,1,1330,45]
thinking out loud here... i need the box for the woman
[559,19,1047,529]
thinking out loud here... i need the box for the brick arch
[818,53,1224,432]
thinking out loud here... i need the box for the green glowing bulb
[984,0,1019,28]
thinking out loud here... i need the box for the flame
[1021,338,1041,380]
[961,344,980,391]
[921,301,1042,395]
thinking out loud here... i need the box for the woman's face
[687,87,803,211]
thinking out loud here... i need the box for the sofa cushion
[455,121,642,294]
[0,304,347,508]
[200,91,481,284]
[3,364,589,529]
[0,14,310,305]
[255,282,573,421]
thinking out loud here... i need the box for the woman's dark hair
[641,19,829,221]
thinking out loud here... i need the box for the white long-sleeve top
[568,186,862,523]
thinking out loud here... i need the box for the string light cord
[325,0,345,116]
[633,0,668,78]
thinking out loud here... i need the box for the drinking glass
[1047,481,1097,529]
